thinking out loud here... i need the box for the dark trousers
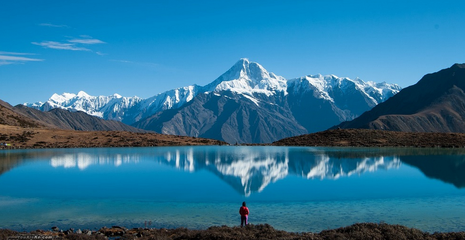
[241,215,248,226]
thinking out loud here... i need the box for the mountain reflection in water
[50,153,140,170]
[1,147,465,196]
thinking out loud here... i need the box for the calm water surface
[0,146,465,232]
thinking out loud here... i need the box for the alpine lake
[1,146,465,233]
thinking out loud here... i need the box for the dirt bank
[273,129,465,148]
[0,125,226,149]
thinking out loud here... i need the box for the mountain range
[336,63,465,132]
[25,59,401,143]
[0,98,144,132]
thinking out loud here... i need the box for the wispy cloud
[32,36,105,52]
[39,23,69,28]
[0,52,44,66]
[68,38,105,44]
[32,41,91,51]
[0,51,36,56]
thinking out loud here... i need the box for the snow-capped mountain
[286,73,401,132]
[289,74,400,107]
[129,85,201,124]
[204,58,288,96]
[27,91,142,121]
[25,58,401,143]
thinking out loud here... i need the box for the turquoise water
[0,146,464,232]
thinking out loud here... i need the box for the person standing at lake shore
[239,201,249,227]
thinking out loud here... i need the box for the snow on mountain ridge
[50,92,76,104]
[24,59,401,126]
[77,91,91,98]
[206,58,288,97]
[139,85,199,111]
[26,91,142,119]
[289,74,401,106]
[365,81,402,102]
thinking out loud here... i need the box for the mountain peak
[206,59,287,95]
[237,58,250,64]
[451,63,465,69]
[77,91,91,98]
[231,58,250,68]
[219,58,270,81]
[50,92,76,103]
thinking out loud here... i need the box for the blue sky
[1,0,465,105]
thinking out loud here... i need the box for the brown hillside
[336,63,465,132]
[0,100,45,128]
[14,105,146,132]
[0,100,225,149]
[0,124,225,149]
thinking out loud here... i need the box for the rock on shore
[1,223,465,240]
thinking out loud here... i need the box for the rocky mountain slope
[336,63,465,132]
[13,104,146,132]
[26,59,401,143]
[132,59,400,143]
[0,100,44,128]
[133,87,306,144]
[2,95,148,133]
[0,99,226,150]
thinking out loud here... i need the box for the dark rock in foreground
[1,223,465,240]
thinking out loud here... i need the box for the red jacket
[239,206,249,216]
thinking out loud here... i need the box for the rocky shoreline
[3,126,465,150]
[1,223,465,240]
[272,129,465,148]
